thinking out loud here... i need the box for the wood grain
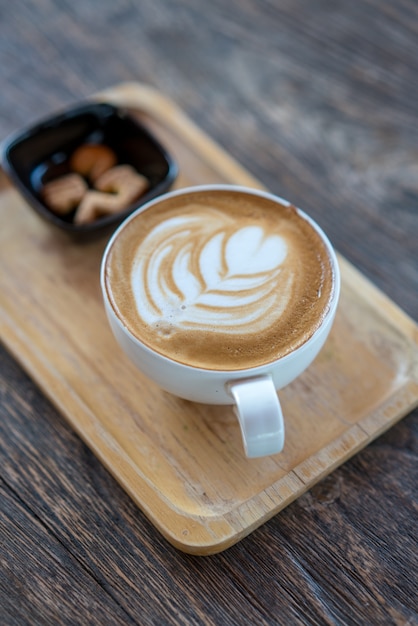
[1,83,417,558]
[0,0,417,624]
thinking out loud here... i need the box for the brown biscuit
[73,190,121,224]
[69,143,117,182]
[41,173,87,215]
[73,164,149,225]
[94,164,149,202]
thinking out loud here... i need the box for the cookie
[74,166,148,224]
[69,144,117,182]
[41,173,87,215]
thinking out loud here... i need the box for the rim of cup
[101,184,341,374]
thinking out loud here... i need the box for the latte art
[104,189,334,370]
[131,209,292,337]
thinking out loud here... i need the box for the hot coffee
[103,188,335,371]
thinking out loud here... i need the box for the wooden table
[1,2,417,624]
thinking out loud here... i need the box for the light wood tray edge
[3,300,417,555]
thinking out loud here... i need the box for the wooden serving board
[1,82,418,555]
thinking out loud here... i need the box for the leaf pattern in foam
[132,215,292,333]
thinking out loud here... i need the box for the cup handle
[227,375,285,458]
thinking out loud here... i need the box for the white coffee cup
[100,185,340,458]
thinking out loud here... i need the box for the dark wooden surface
[1,1,417,624]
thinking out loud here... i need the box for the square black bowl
[0,101,178,236]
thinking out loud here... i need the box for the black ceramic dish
[0,102,178,236]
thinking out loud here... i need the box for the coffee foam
[105,190,334,370]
